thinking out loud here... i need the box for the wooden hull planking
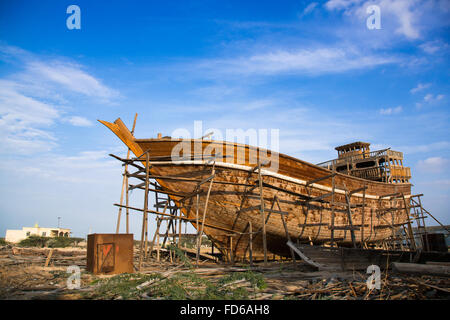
[100,118,412,260]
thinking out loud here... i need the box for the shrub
[18,236,49,247]
[18,236,85,248]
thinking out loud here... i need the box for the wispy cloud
[398,141,450,154]
[419,40,448,54]
[300,2,319,17]
[62,116,93,127]
[25,61,119,101]
[410,83,431,94]
[416,93,445,108]
[0,45,119,154]
[379,105,402,115]
[197,47,399,76]
[417,156,449,173]
[325,0,424,39]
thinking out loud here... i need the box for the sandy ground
[0,245,449,300]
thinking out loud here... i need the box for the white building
[5,224,71,243]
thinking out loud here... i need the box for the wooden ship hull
[100,118,412,261]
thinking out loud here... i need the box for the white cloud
[410,83,431,94]
[301,2,319,16]
[419,40,448,54]
[417,157,449,173]
[426,93,444,102]
[0,150,121,184]
[0,45,119,154]
[0,80,60,153]
[399,141,450,154]
[63,116,93,127]
[379,105,402,115]
[26,61,119,101]
[325,0,363,11]
[198,47,398,76]
[325,0,422,40]
[416,93,444,108]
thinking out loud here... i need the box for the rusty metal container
[87,233,134,275]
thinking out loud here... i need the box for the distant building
[5,223,71,243]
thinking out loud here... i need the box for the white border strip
[148,160,410,200]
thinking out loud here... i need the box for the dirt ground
[0,245,449,300]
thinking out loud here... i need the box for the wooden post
[156,217,160,262]
[230,236,234,264]
[149,217,162,257]
[196,164,215,264]
[138,152,150,270]
[417,196,430,251]
[402,194,417,251]
[257,160,268,265]
[345,192,357,248]
[195,194,199,263]
[125,174,130,234]
[44,249,54,267]
[275,197,296,265]
[330,168,336,247]
[116,114,138,233]
[249,221,253,267]
[360,187,366,247]
[178,204,182,249]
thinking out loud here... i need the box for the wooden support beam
[114,204,237,234]
[259,181,309,200]
[115,113,138,234]
[345,192,357,248]
[379,192,401,199]
[197,164,216,264]
[402,194,417,251]
[286,241,322,269]
[329,225,361,231]
[307,192,333,202]
[258,161,268,266]
[348,186,367,196]
[298,223,329,227]
[138,152,150,271]
[249,222,253,267]
[128,173,251,187]
[237,205,288,215]
[305,173,336,186]
[275,197,296,265]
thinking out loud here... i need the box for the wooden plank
[178,246,218,261]
[238,205,288,215]
[44,249,54,267]
[307,192,333,202]
[197,165,216,264]
[392,262,450,276]
[329,226,361,231]
[305,173,336,186]
[286,241,322,269]
[298,223,328,227]
[276,197,296,264]
[348,186,367,196]
[345,193,357,248]
[138,152,150,270]
[258,162,268,266]
[249,221,253,267]
[116,113,138,233]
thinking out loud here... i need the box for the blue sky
[0,0,449,238]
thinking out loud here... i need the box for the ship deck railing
[316,148,403,170]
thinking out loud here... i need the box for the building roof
[335,141,371,151]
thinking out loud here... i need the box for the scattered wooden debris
[1,245,449,300]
